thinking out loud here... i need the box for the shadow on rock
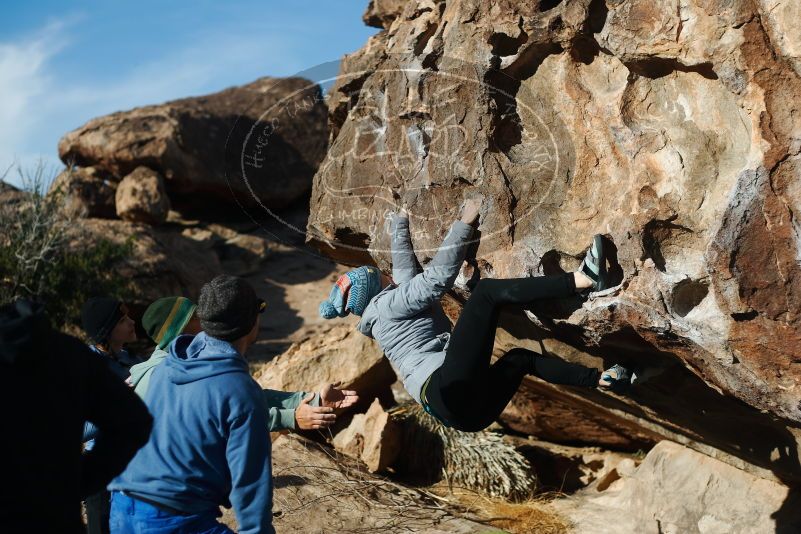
[245,245,337,362]
[773,486,801,533]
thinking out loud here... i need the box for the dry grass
[425,485,572,534]
[475,499,571,534]
[261,435,572,533]
[246,436,511,533]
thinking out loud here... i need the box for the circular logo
[226,55,571,258]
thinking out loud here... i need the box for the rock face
[363,0,407,29]
[50,166,117,219]
[254,323,397,406]
[59,77,328,211]
[552,440,801,534]
[115,167,171,225]
[306,0,801,480]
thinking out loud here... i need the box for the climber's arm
[390,211,421,285]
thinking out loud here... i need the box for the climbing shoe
[578,234,608,294]
[598,363,634,393]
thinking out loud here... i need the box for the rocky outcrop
[254,323,397,407]
[115,167,170,225]
[363,0,407,29]
[332,398,402,472]
[306,0,801,481]
[50,166,117,219]
[552,440,801,534]
[59,77,328,211]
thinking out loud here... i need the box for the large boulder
[59,77,328,211]
[115,166,170,225]
[552,440,801,534]
[306,0,801,481]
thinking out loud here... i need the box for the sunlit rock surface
[306,0,801,481]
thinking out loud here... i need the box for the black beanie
[81,297,122,344]
[197,275,259,342]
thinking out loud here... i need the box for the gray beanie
[197,275,260,342]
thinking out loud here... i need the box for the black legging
[425,273,600,432]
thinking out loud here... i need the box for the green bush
[0,162,133,329]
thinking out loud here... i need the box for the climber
[319,198,633,432]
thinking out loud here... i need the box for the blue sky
[0,1,378,186]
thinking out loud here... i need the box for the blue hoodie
[109,332,274,534]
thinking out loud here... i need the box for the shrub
[0,162,133,330]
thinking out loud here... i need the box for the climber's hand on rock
[391,188,409,218]
[460,197,482,225]
[295,393,336,430]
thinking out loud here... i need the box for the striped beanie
[319,266,382,319]
[142,297,197,349]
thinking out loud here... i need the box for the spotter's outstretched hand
[320,382,359,410]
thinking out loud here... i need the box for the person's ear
[248,315,261,344]
[182,315,202,336]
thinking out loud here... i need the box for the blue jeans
[110,491,233,534]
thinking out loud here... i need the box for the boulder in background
[50,166,117,219]
[115,166,171,225]
[59,77,329,212]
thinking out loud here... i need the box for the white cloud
[0,19,302,188]
[0,21,69,184]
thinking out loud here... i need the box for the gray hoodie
[357,214,474,403]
